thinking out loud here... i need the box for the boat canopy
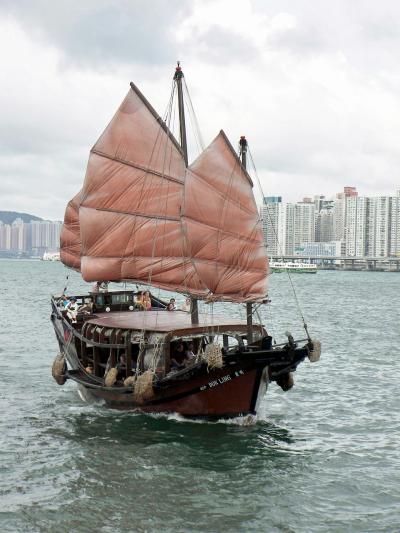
[86,310,264,334]
[60,83,268,302]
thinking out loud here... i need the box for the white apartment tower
[293,201,315,253]
[367,194,400,257]
[260,197,282,256]
[344,196,368,256]
[260,198,315,255]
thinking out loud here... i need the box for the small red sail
[60,83,268,302]
[60,190,82,270]
[183,131,268,301]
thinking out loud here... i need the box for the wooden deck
[87,310,255,333]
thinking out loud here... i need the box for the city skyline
[0,218,61,255]
[260,187,400,259]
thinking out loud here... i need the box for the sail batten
[60,83,268,302]
[90,149,184,184]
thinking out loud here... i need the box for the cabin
[51,290,267,386]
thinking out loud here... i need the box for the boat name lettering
[202,374,233,390]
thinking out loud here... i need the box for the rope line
[247,146,311,340]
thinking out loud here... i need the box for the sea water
[0,260,399,533]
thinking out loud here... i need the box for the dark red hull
[51,295,310,419]
[70,365,268,418]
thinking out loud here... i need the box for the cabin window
[96,294,105,306]
[111,293,132,304]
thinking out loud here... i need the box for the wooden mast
[174,62,199,323]
[239,136,253,344]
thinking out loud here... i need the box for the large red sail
[60,84,268,302]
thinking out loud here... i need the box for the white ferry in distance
[269,261,317,274]
[42,251,61,261]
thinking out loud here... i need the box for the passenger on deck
[78,298,93,315]
[117,353,137,372]
[58,295,70,308]
[92,282,100,294]
[166,298,176,311]
[135,291,143,307]
[66,297,79,323]
[181,297,191,312]
[141,291,152,311]
[170,342,185,369]
[185,342,196,363]
[99,282,109,293]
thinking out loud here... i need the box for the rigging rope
[183,78,205,151]
[247,145,311,340]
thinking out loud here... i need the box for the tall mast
[174,62,189,167]
[239,136,253,345]
[174,62,199,323]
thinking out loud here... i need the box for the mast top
[239,135,248,150]
[174,61,184,80]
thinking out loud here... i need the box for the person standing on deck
[167,298,176,311]
[141,291,152,310]
[181,297,191,312]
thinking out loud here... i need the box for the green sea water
[0,260,399,532]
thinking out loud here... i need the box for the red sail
[60,84,268,301]
[183,131,268,301]
[60,190,82,270]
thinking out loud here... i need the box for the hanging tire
[276,372,294,391]
[52,353,67,385]
[104,367,118,387]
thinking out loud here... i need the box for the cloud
[0,0,192,68]
[0,0,400,220]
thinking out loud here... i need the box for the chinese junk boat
[51,64,321,419]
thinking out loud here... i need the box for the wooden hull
[51,296,309,419]
[73,366,268,418]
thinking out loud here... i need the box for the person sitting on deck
[66,297,79,323]
[99,282,109,293]
[141,291,152,311]
[117,353,137,372]
[166,298,176,311]
[181,297,191,312]
[135,291,143,308]
[58,294,70,308]
[77,298,93,315]
[92,281,100,294]
[184,342,196,365]
[170,342,186,370]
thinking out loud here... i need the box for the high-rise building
[333,186,359,242]
[315,209,334,242]
[293,202,315,253]
[30,220,62,254]
[260,197,282,256]
[0,221,11,250]
[366,195,400,257]
[344,196,367,256]
[10,218,27,251]
[260,199,315,255]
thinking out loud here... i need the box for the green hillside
[0,211,43,224]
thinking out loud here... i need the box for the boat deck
[87,310,256,333]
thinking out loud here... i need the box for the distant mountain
[0,211,43,224]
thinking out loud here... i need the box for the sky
[1,0,400,219]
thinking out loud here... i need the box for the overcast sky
[1,0,400,219]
